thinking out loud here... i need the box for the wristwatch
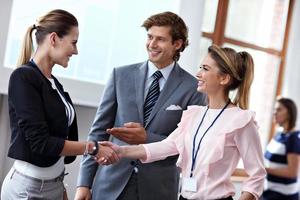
[89,140,99,156]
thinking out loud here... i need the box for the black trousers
[117,172,139,200]
[179,195,233,200]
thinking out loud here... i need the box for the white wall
[0,0,12,95]
[178,0,205,74]
[282,0,300,129]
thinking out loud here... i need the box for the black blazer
[7,62,78,167]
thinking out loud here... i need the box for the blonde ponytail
[208,45,255,110]
[16,9,78,67]
[233,52,254,109]
[16,25,35,66]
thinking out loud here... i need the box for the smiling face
[51,26,79,68]
[196,53,229,95]
[146,26,182,69]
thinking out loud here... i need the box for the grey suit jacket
[77,61,206,200]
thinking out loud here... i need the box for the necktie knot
[153,71,163,81]
[143,70,162,125]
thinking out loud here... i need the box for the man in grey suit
[75,11,206,200]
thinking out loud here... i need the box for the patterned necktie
[143,70,163,125]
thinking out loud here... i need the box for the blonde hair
[17,9,78,66]
[208,44,254,109]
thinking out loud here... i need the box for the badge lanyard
[190,101,230,177]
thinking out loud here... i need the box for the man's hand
[74,187,91,200]
[106,122,147,144]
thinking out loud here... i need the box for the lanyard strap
[190,101,230,177]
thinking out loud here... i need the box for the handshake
[94,141,123,165]
[89,122,147,165]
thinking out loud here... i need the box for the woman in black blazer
[1,9,118,200]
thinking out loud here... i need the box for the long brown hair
[17,9,78,66]
[142,11,188,62]
[208,44,254,109]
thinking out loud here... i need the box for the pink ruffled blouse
[141,106,266,200]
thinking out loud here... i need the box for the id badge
[182,177,197,192]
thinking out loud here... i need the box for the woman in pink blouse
[102,45,266,200]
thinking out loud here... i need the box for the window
[4,0,179,84]
[1,0,180,106]
[200,0,293,148]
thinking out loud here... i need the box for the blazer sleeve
[77,69,117,187]
[64,114,78,164]
[9,68,65,157]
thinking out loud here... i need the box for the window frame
[202,0,295,141]
[201,0,295,178]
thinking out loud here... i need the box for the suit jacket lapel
[145,63,183,128]
[135,61,148,123]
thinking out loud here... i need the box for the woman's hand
[97,141,147,162]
